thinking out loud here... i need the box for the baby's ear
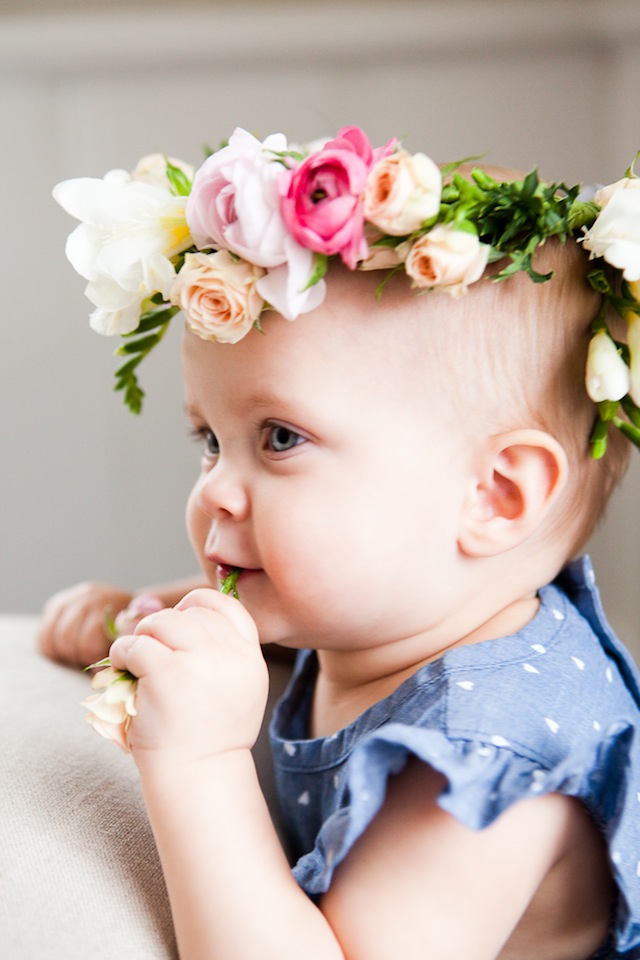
[458,430,568,558]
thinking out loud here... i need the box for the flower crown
[53,126,640,459]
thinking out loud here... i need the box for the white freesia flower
[81,665,137,753]
[582,186,640,282]
[627,304,640,407]
[585,329,630,403]
[53,172,193,335]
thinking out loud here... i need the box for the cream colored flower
[404,225,489,297]
[170,250,265,344]
[81,666,137,754]
[585,330,630,403]
[131,153,195,191]
[627,308,640,407]
[364,151,442,236]
[593,177,640,209]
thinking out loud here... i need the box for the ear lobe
[459,430,568,558]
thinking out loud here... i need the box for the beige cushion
[0,617,292,958]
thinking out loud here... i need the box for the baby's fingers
[174,588,259,646]
[109,631,172,678]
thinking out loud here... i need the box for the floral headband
[53,126,640,459]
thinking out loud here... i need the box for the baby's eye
[265,424,306,454]
[203,430,220,457]
[190,426,220,457]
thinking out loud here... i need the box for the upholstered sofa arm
[0,617,292,959]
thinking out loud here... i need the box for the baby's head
[53,126,640,629]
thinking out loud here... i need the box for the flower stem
[220,567,241,599]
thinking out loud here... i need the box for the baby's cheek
[185,487,208,565]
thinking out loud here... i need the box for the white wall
[1,0,640,657]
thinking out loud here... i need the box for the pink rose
[280,127,394,270]
[113,593,165,636]
[186,128,292,268]
[170,250,265,343]
[404,225,490,298]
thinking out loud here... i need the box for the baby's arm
[37,574,207,667]
[109,591,589,960]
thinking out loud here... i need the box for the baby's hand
[38,582,133,667]
[109,589,268,766]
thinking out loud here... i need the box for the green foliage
[165,158,192,197]
[113,304,179,414]
[438,166,581,284]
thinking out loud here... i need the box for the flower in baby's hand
[113,593,165,637]
[404,224,490,298]
[81,662,137,754]
[170,250,265,343]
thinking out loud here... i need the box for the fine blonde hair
[425,237,631,556]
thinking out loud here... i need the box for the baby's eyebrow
[183,401,205,422]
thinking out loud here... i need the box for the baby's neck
[310,591,540,739]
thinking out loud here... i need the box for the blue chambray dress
[270,556,640,958]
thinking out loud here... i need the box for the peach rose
[404,225,489,297]
[170,250,265,343]
[364,150,442,236]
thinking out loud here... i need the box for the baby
[46,129,640,959]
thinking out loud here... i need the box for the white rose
[170,250,265,343]
[585,329,630,403]
[404,225,490,298]
[53,174,192,335]
[81,666,137,754]
[364,150,442,236]
[582,185,640,282]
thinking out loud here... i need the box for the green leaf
[613,416,640,451]
[598,399,620,422]
[587,268,613,296]
[624,150,640,180]
[589,416,609,459]
[567,199,599,232]
[116,332,163,356]
[302,254,329,291]
[165,158,192,197]
[621,396,640,429]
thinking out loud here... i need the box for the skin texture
[102,267,614,960]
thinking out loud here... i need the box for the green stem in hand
[220,567,241,599]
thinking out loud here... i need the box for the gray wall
[2,0,640,658]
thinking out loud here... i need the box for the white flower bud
[585,330,630,403]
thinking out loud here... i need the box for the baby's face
[183,272,473,651]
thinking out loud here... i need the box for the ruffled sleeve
[291,718,633,899]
